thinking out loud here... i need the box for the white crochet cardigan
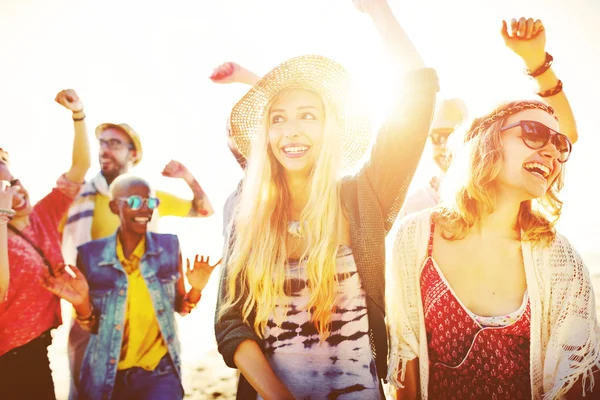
[386,209,600,399]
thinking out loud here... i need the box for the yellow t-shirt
[90,190,191,240]
[116,235,168,371]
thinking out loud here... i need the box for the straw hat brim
[229,55,372,168]
[95,123,143,165]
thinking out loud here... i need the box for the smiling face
[267,89,325,179]
[98,127,137,183]
[0,162,32,218]
[497,109,563,201]
[109,177,154,236]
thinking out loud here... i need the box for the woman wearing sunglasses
[41,174,219,400]
[386,100,600,399]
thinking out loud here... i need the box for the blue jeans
[112,355,183,400]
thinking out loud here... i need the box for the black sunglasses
[500,120,572,163]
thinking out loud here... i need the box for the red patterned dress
[421,222,532,399]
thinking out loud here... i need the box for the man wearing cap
[398,98,467,217]
[61,120,214,400]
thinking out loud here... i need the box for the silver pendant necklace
[288,221,303,238]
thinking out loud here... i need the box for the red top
[0,175,81,356]
[420,222,531,399]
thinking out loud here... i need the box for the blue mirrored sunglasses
[117,195,160,210]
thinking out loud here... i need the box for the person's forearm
[395,358,420,400]
[523,55,578,143]
[565,367,600,399]
[183,174,214,217]
[74,297,98,332]
[234,339,295,400]
[65,110,91,183]
[0,224,9,302]
[241,70,261,86]
[369,4,425,73]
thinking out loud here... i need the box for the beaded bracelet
[526,52,553,78]
[538,80,563,98]
[0,208,16,220]
[76,304,96,325]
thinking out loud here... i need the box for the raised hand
[186,255,220,292]
[209,62,261,86]
[41,264,89,306]
[162,160,192,181]
[0,181,20,210]
[55,89,84,113]
[352,0,391,15]
[501,17,546,69]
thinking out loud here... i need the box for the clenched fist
[55,89,84,113]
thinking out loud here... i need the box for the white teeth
[283,146,308,154]
[134,217,149,223]
[524,162,551,178]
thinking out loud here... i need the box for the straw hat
[95,123,143,165]
[229,55,372,168]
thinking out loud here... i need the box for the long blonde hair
[218,89,346,339]
[433,100,564,246]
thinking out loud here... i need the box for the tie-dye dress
[258,246,382,400]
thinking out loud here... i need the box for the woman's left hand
[501,17,546,69]
[186,255,221,292]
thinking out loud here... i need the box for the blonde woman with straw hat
[215,0,438,398]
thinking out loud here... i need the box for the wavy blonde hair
[218,88,346,339]
[433,100,565,246]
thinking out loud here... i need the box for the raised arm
[353,0,438,230]
[55,89,91,183]
[175,253,219,315]
[354,0,425,72]
[209,62,261,86]
[41,257,97,333]
[0,182,19,302]
[502,17,578,143]
[161,160,214,217]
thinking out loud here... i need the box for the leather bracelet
[538,79,563,98]
[76,304,95,323]
[526,52,553,78]
[72,110,86,121]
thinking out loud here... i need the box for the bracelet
[76,304,95,323]
[526,52,553,78]
[183,293,201,310]
[538,80,563,98]
[72,110,86,122]
[0,208,15,220]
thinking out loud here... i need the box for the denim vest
[76,232,181,400]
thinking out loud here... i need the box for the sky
[1,0,599,271]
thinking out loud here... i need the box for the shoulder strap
[7,224,55,276]
[427,219,436,258]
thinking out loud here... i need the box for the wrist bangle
[538,79,563,98]
[76,304,94,322]
[526,52,553,78]
[72,110,85,121]
[0,208,15,220]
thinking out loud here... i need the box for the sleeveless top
[258,246,382,400]
[420,221,532,399]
